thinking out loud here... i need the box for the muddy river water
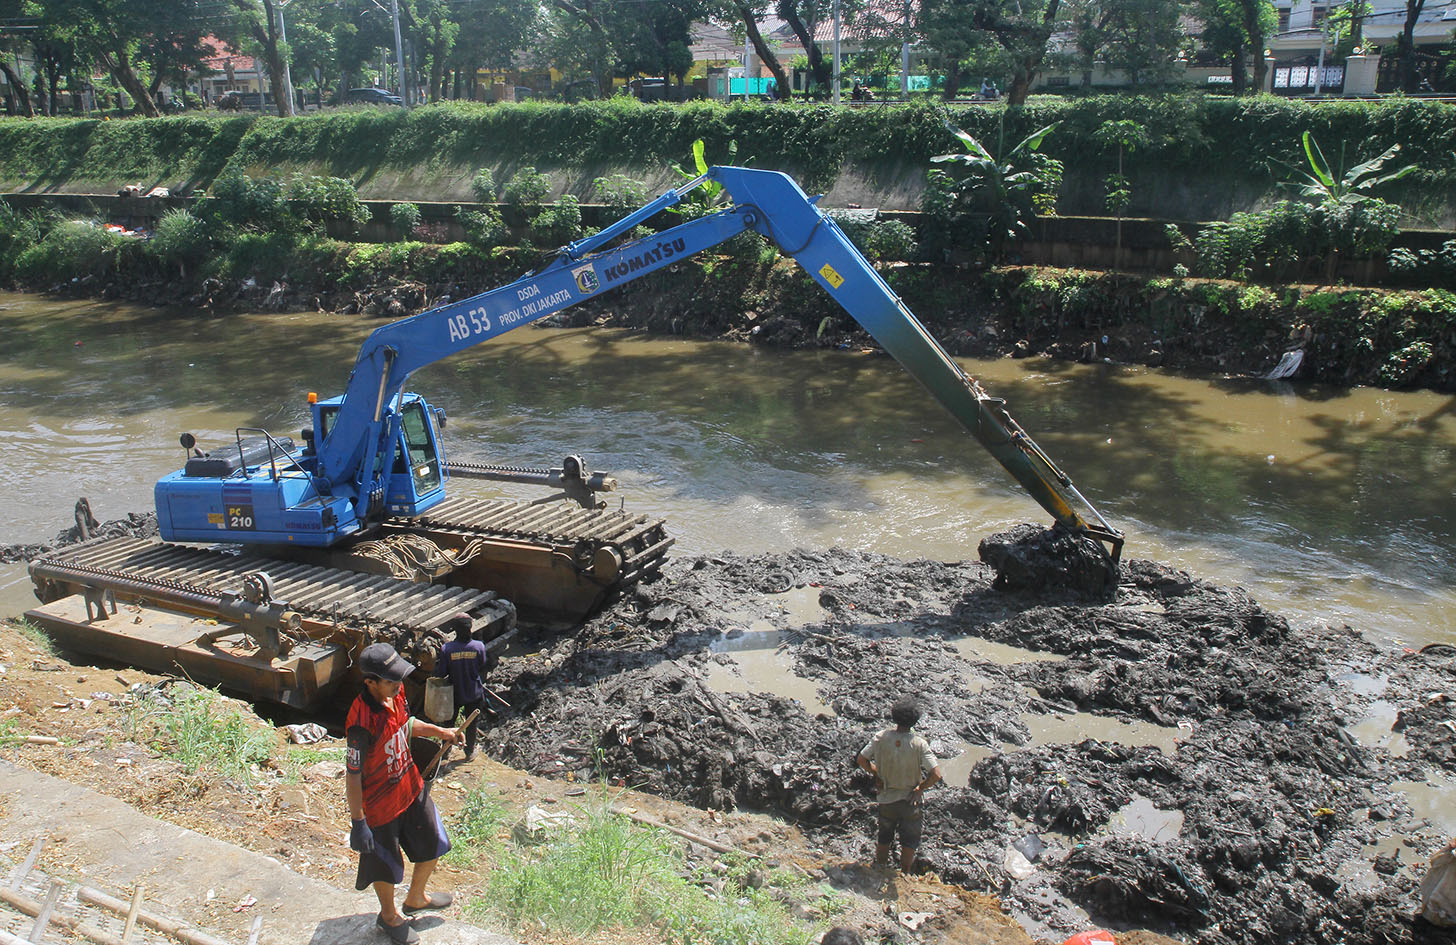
[1,293,1454,650]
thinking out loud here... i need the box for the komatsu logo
[603,238,687,284]
[572,265,600,294]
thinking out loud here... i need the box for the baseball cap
[359,642,415,681]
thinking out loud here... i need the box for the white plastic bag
[1420,848,1456,927]
[424,676,454,724]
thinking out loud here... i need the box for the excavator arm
[301,168,1121,559]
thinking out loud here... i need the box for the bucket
[424,676,454,724]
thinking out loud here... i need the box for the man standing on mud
[857,697,942,872]
[347,642,461,945]
[435,612,497,762]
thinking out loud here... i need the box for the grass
[126,683,277,783]
[13,618,55,656]
[453,787,832,945]
[443,786,510,867]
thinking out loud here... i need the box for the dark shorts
[876,798,923,849]
[355,792,451,890]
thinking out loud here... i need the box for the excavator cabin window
[399,401,442,495]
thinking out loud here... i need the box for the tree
[1395,0,1426,92]
[928,119,1063,260]
[0,0,36,116]
[729,0,792,99]
[46,0,181,115]
[446,0,536,100]
[225,0,295,116]
[917,0,992,98]
[775,0,837,94]
[1064,0,1183,88]
[406,0,459,102]
[966,0,1066,105]
[1194,0,1275,95]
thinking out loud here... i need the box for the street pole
[832,0,841,104]
[277,0,296,115]
[900,0,911,96]
[390,0,407,104]
[1313,4,1330,96]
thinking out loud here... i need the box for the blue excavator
[28,167,1120,708]
[155,166,1120,558]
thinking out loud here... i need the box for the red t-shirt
[345,688,423,826]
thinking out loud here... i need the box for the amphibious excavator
[26,167,1120,709]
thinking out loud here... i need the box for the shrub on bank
[14,219,131,285]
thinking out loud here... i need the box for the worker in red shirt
[346,642,461,944]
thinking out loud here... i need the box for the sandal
[375,915,419,945]
[401,891,454,915]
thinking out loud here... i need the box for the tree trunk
[551,0,613,97]
[1397,0,1425,91]
[1230,42,1248,95]
[1243,0,1269,94]
[942,62,962,100]
[97,49,159,116]
[997,0,1062,106]
[776,3,830,93]
[1,59,33,116]
[737,4,792,100]
[236,0,294,116]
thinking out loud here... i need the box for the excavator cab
[310,392,448,519]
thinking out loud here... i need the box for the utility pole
[390,0,407,104]
[277,0,296,114]
[832,0,841,104]
[900,0,911,96]
[1313,2,1332,96]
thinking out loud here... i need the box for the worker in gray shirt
[857,697,942,872]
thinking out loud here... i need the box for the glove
[349,818,376,855]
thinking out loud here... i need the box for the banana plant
[669,138,741,216]
[930,119,1062,260]
[1289,131,1417,206]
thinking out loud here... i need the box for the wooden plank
[121,885,144,943]
[6,839,42,891]
[27,881,62,943]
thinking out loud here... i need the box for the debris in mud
[487,543,1456,945]
[0,500,157,564]
[978,524,1118,600]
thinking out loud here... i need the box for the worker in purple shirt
[435,612,498,761]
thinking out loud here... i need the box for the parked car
[345,87,404,106]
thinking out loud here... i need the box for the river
[2,293,1453,647]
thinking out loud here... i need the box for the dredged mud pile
[0,506,157,564]
[485,528,1456,944]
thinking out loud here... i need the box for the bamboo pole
[76,886,232,945]
[613,807,755,857]
[121,885,144,943]
[0,885,125,945]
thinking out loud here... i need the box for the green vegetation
[443,787,511,867]
[926,118,1063,261]
[0,98,1452,221]
[450,787,833,945]
[390,202,423,238]
[126,684,277,784]
[13,618,55,656]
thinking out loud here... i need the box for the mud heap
[486,530,1456,945]
[0,504,158,564]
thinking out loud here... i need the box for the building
[1269,0,1456,92]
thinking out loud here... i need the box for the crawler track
[28,537,505,635]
